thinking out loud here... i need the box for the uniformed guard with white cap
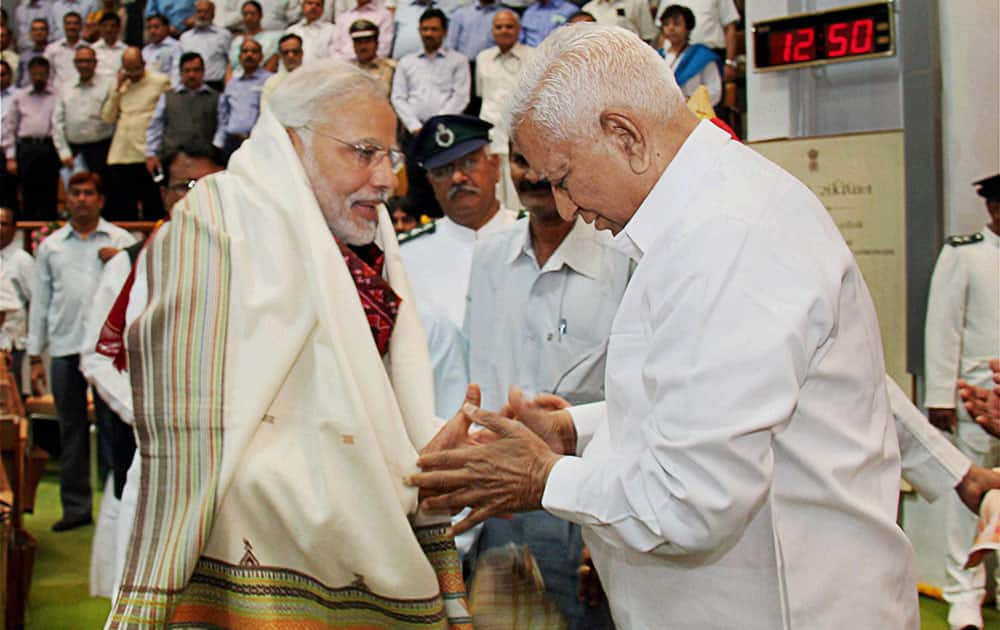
[925,173,1000,630]
[399,113,517,328]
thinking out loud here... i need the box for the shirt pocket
[544,334,608,406]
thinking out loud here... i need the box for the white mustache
[447,184,480,200]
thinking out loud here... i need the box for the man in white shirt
[579,0,655,42]
[925,173,1000,630]
[91,12,125,80]
[52,46,115,177]
[463,141,629,628]
[411,25,919,628]
[400,114,516,329]
[43,10,84,90]
[286,0,333,65]
[475,9,532,208]
[0,206,36,395]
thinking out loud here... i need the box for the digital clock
[752,1,895,72]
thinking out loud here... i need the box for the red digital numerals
[769,17,875,66]
[826,18,874,57]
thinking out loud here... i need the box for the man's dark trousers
[50,354,115,521]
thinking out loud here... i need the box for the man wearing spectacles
[262,32,302,99]
[107,60,471,628]
[399,113,517,329]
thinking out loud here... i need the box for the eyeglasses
[302,126,404,173]
[165,178,197,193]
[427,153,482,181]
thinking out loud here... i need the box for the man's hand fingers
[466,383,481,408]
[462,403,519,437]
[408,467,474,492]
[417,444,479,470]
[420,487,486,513]
[452,506,496,535]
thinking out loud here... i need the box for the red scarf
[97,232,401,370]
[96,222,165,371]
[337,240,401,356]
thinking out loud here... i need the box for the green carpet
[19,471,1000,628]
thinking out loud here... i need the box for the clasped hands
[407,385,577,535]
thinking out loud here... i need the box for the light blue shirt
[28,219,136,357]
[50,0,98,41]
[143,37,182,82]
[14,0,54,53]
[390,0,435,60]
[145,0,195,33]
[178,24,232,81]
[419,305,469,419]
[444,1,499,60]
[390,47,469,132]
[214,68,272,144]
[520,0,577,46]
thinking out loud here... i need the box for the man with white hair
[107,60,470,628]
[410,25,920,628]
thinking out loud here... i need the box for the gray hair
[505,24,684,144]
[269,59,386,136]
[494,8,519,24]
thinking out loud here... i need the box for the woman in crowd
[658,4,721,105]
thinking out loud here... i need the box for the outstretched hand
[502,388,577,456]
[409,403,563,535]
[958,359,1000,438]
[422,384,498,459]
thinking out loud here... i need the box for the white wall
[938,0,999,235]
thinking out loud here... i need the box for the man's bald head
[121,46,146,82]
[492,9,519,52]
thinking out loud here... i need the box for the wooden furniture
[0,358,41,630]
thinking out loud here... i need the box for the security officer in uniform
[925,173,1000,630]
[399,114,517,328]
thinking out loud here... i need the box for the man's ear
[600,110,649,174]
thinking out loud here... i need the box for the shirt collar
[175,82,212,93]
[507,216,601,278]
[493,43,524,60]
[439,205,511,241]
[615,119,731,261]
[63,218,113,240]
[418,47,446,58]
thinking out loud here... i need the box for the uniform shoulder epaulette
[946,233,983,247]
[398,221,436,245]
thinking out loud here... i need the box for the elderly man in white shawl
[107,61,472,629]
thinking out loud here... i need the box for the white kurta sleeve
[924,245,966,408]
[889,375,970,502]
[544,218,817,557]
[568,401,606,456]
